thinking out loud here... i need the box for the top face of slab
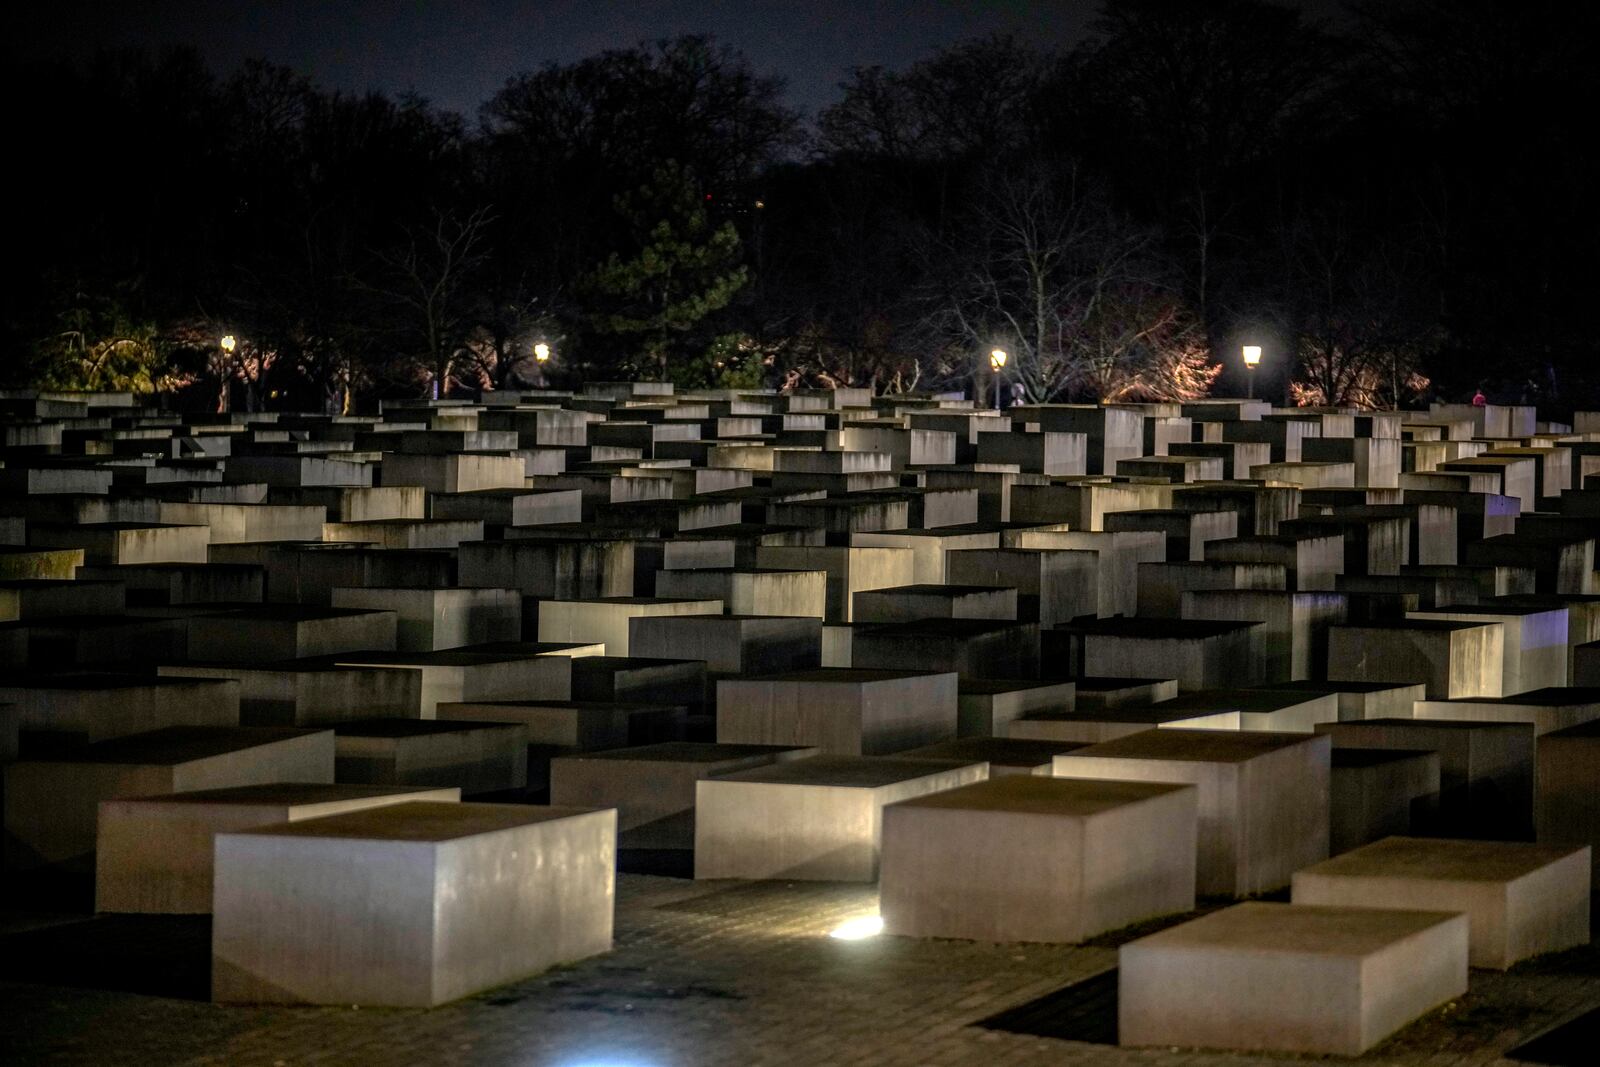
[1331,748,1438,770]
[888,774,1188,815]
[1297,836,1588,883]
[1339,620,1493,633]
[1076,619,1255,639]
[713,755,977,789]
[1152,689,1330,714]
[1320,718,1530,737]
[214,606,389,623]
[333,718,519,738]
[859,619,1029,638]
[1067,729,1325,764]
[1545,720,1600,741]
[0,673,229,693]
[895,738,1088,766]
[960,678,1075,697]
[110,783,447,807]
[40,726,321,766]
[331,651,550,667]
[1075,676,1174,693]
[561,742,813,764]
[227,801,595,842]
[1267,680,1423,696]
[738,668,952,685]
[1128,901,1463,957]
[867,584,1012,597]
[1433,687,1600,708]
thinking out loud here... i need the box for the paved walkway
[2,875,1596,1066]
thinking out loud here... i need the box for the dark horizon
[5,0,1346,119]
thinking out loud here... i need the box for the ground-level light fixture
[534,341,551,362]
[829,913,884,940]
[1242,344,1262,398]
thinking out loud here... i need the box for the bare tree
[367,207,494,397]
[924,164,1218,403]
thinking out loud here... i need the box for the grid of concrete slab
[3,384,1600,1060]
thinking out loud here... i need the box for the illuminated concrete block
[330,587,520,652]
[1328,620,1504,699]
[1408,604,1568,696]
[333,719,527,795]
[1181,589,1347,683]
[894,737,1088,776]
[654,567,826,618]
[96,783,460,914]
[1076,618,1262,691]
[1293,837,1590,968]
[1330,748,1440,854]
[333,649,571,716]
[188,606,397,663]
[629,613,821,673]
[1119,902,1467,1055]
[212,802,614,1006]
[537,596,723,655]
[1054,729,1330,896]
[957,678,1076,737]
[1414,687,1600,737]
[694,755,986,881]
[1,674,241,748]
[850,619,1038,679]
[550,742,817,848]
[1265,679,1426,722]
[158,661,423,727]
[880,776,1196,942]
[753,544,914,622]
[716,668,958,755]
[851,583,1018,623]
[4,726,334,871]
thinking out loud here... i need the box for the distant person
[1472,389,1487,407]
[1010,382,1026,408]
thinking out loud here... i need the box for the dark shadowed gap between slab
[1505,1007,1600,1067]
[972,968,1119,1044]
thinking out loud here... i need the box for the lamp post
[533,341,550,363]
[1242,345,1262,399]
[989,348,1008,411]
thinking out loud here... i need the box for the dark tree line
[5,0,1596,412]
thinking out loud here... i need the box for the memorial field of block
[1118,902,1467,1055]
[628,613,821,673]
[1292,837,1590,968]
[211,802,615,1006]
[693,755,986,881]
[879,776,1196,941]
[1053,729,1330,896]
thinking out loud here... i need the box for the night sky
[8,0,1346,119]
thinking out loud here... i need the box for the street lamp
[1242,345,1262,399]
[989,348,1008,411]
[533,341,551,363]
[219,334,237,354]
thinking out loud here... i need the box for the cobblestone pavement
[2,874,1596,1067]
